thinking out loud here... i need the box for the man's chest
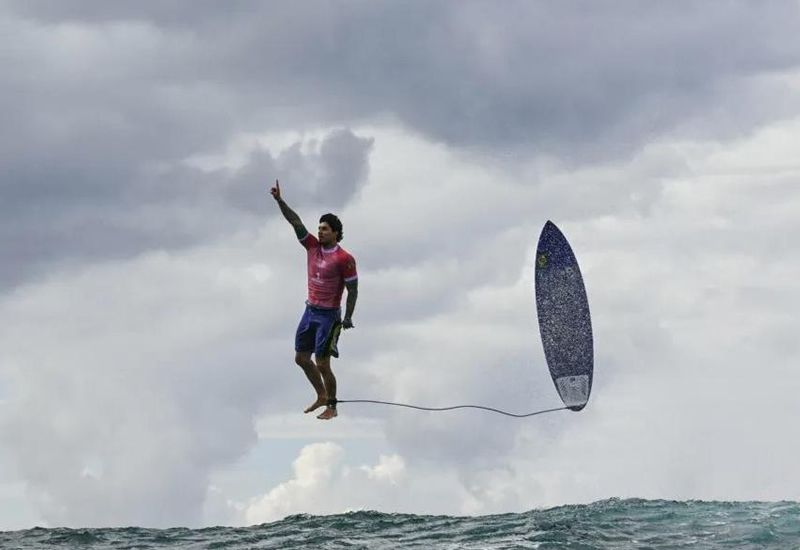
[308,254,341,281]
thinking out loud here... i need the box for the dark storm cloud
[225,129,373,214]
[0,127,372,289]
[11,0,798,148]
[2,1,799,288]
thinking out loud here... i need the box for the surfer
[270,179,358,420]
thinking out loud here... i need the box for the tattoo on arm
[344,280,358,320]
[277,198,308,239]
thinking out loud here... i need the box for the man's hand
[342,317,354,330]
[270,179,281,201]
[272,181,308,238]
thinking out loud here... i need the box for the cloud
[3,112,800,527]
[243,442,474,524]
[3,2,798,288]
[245,442,346,523]
[6,2,799,155]
[0,237,295,526]
[2,2,800,529]
[239,118,800,521]
[353,119,800,507]
[224,129,373,214]
[0,126,372,290]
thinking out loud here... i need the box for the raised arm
[270,180,309,240]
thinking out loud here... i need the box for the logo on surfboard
[537,253,548,268]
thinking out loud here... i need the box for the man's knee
[295,352,312,367]
[315,355,331,372]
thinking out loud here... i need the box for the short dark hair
[319,213,343,242]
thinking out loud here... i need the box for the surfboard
[535,221,594,411]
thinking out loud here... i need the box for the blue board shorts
[295,303,342,358]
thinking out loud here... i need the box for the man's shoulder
[336,248,356,265]
[300,232,319,250]
[332,246,356,275]
[333,244,354,258]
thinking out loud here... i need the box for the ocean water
[2,499,799,549]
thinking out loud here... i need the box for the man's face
[318,222,337,245]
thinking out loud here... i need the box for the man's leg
[315,355,338,420]
[295,351,327,413]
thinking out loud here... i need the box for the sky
[2,0,800,530]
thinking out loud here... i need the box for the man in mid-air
[270,180,358,420]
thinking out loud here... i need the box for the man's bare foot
[317,406,338,420]
[304,396,327,414]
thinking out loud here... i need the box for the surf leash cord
[331,398,568,418]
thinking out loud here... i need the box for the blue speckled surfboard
[535,221,593,411]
